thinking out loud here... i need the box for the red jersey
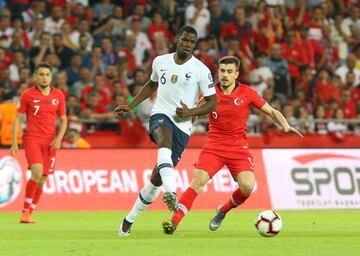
[17,86,66,143]
[203,83,266,155]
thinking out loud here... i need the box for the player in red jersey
[10,62,67,224]
[162,56,303,234]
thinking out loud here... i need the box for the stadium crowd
[0,0,359,144]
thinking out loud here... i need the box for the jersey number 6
[160,73,166,84]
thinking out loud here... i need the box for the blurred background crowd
[0,0,359,148]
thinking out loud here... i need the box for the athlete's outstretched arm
[113,80,158,118]
[176,94,217,118]
[10,113,24,157]
[260,102,303,138]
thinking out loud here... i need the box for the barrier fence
[0,148,359,211]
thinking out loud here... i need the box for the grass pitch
[1,210,359,256]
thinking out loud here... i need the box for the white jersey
[150,53,215,135]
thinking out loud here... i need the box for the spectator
[339,89,356,119]
[0,68,17,101]
[320,25,340,72]
[44,6,65,34]
[81,92,112,120]
[52,33,75,70]
[335,54,360,86]
[66,94,82,119]
[208,0,230,39]
[185,0,210,38]
[249,51,274,95]
[65,53,83,87]
[125,3,151,32]
[72,67,93,99]
[29,31,53,70]
[314,105,327,134]
[62,122,91,149]
[93,0,114,23]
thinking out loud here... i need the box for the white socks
[157,147,176,193]
[125,182,161,223]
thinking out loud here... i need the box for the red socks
[172,188,198,225]
[220,188,250,214]
[29,186,43,214]
[23,179,37,211]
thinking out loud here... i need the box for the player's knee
[38,175,47,186]
[190,169,210,193]
[150,168,163,187]
[238,182,254,197]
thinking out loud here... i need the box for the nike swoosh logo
[161,69,166,72]
[33,100,40,103]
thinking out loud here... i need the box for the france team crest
[171,75,178,84]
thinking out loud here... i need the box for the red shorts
[195,149,254,178]
[24,141,56,175]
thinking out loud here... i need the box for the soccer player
[114,25,217,236]
[10,62,67,223]
[162,56,303,234]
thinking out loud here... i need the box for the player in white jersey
[114,25,217,236]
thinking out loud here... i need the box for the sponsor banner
[0,149,270,211]
[263,149,360,209]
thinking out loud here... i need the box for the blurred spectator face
[52,7,63,20]
[61,23,73,35]
[44,53,61,67]
[12,18,23,31]
[93,47,102,58]
[228,38,240,52]
[65,129,80,144]
[346,54,356,69]
[78,20,90,33]
[0,15,11,30]
[19,68,30,81]
[321,25,331,39]
[79,67,91,81]
[1,68,10,80]
[234,7,245,22]
[34,18,45,31]
[346,72,355,87]
[101,38,113,53]
[87,94,100,108]
[34,1,46,13]
[113,82,129,96]
[131,18,142,32]
[125,35,137,50]
[134,4,146,16]
[194,0,204,8]
[113,6,123,18]
[114,94,127,105]
[134,69,147,84]
[312,7,323,22]
[350,6,359,20]
[13,51,24,65]
[71,54,82,68]
[105,65,118,79]
[283,105,294,118]
[55,71,68,85]
[94,75,104,89]
[270,44,281,58]
[286,30,296,44]
[79,35,89,50]
[152,12,163,24]
[74,3,85,17]
[0,47,4,60]
[333,75,342,87]
[318,69,329,81]
[334,109,344,119]
[196,39,209,53]
[53,35,63,48]
[209,0,222,14]
[254,55,264,67]
[12,31,23,45]
[341,90,351,103]
[315,105,325,118]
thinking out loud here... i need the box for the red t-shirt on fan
[203,83,266,156]
[17,86,66,143]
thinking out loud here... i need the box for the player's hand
[284,126,304,138]
[176,101,192,119]
[10,144,18,157]
[113,105,130,119]
[51,138,62,150]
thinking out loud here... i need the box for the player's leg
[163,151,223,234]
[151,125,178,211]
[20,142,43,223]
[209,152,255,231]
[118,165,162,236]
[29,147,56,214]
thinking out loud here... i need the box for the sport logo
[33,99,40,103]
[171,75,178,84]
[185,73,191,79]
[0,156,22,208]
[52,99,59,106]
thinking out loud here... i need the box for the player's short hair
[177,25,198,39]
[217,56,240,69]
[35,62,52,72]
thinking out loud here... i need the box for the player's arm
[113,80,158,118]
[260,102,303,138]
[176,94,217,118]
[10,113,24,157]
[51,115,67,150]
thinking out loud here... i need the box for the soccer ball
[255,210,282,237]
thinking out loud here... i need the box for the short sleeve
[198,67,215,97]
[150,57,158,82]
[57,91,66,117]
[17,92,28,114]
[250,88,266,109]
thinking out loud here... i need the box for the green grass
[1,210,359,256]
